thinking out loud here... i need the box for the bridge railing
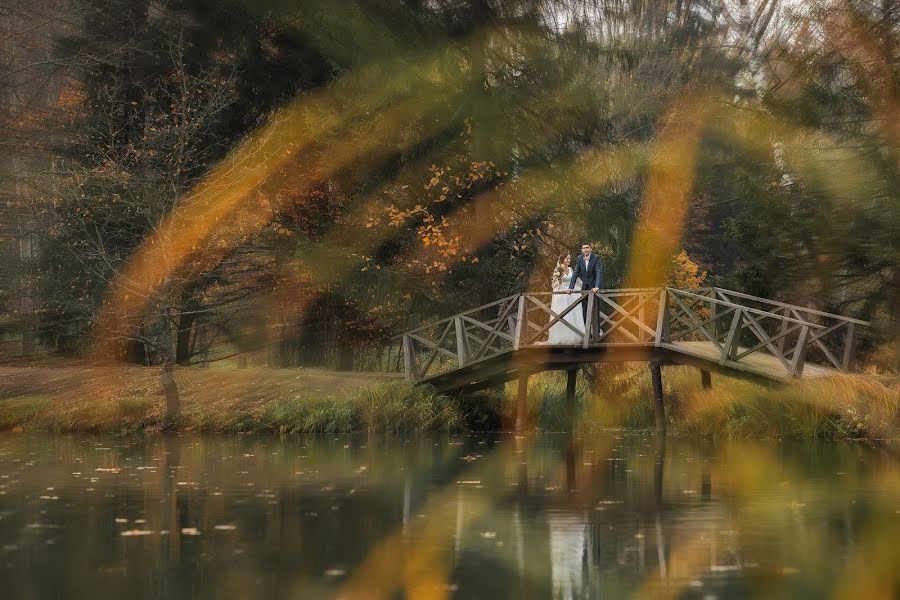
[401,295,520,381]
[665,288,834,377]
[517,289,665,348]
[400,287,866,383]
[709,288,865,373]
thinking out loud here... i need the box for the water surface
[1,433,897,599]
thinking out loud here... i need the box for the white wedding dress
[548,268,586,345]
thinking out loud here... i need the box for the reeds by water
[503,366,899,441]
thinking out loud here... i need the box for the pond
[1,432,897,599]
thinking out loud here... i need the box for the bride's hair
[557,252,570,266]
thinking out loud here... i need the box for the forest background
[0,0,896,376]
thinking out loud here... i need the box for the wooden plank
[407,327,454,353]
[468,298,519,361]
[410,325,456,375]
[720,309,742,366]
[602,293,659,339]
[524,294,586,343]
[402,286,862,393]
[735,322,801,360]
[775,306,790,354]
[654,289,668,345]
[461,314,515,343]
[842,322,857,372]
[513,295,525,351]
[811,337,843,371]
[741,310,793,373]
[670,292,722,349]
[675,288,826,328]
[790,325,811,377]
[583,293,594,349]
[714,288,870,325]
[402,335,417,381]
[668,306,736,347]
[454,317,467,367]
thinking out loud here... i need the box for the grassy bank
[0,364,469,434]
[1,362,897,439]
[506,366,899,441]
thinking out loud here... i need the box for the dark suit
[569,252,603,319]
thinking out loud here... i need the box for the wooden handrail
[669,288,829,329]
[714,288,870,325]
[397,294,519,338]
[398,286,867,384]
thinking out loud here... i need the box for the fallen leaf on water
[120,530,154,537]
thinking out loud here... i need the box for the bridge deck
[419,341,837,393]
[400,288,865,393]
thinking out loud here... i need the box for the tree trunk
[161,359,179,421]
[175,293,198,366]
[125,337,146,365]
[338,344,354,371]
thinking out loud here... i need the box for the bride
[548,253,586,345]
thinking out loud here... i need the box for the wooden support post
[402,335,416,381]
[700,369,712,389]
[639,299,647,342]
[650,361,666,434]
[583,293,594,348]
[454,317,467,367]
[565,368,577,432]
[790,325,810,377]
[721,309,742,365]
[841,321,857,372]
[513,295,526,350]
[507,315,517,340]
[776,307,790,354]
[515,371,530,433]
[709,287,718,340]
[654,288,669,346]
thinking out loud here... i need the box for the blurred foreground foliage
[0,0,895,372]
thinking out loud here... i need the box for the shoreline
[1,362,897,441]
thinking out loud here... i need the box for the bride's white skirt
[547,291,586,345]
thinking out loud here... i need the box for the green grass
[504,366,898,441]
[1,365,896,440]
[0,394,53,430]
[0,381,469,434]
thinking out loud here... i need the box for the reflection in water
[549,515,589,600]
[0,433,897,599]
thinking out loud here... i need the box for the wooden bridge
[398,287,866,431]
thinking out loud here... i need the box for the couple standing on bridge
[548,243,604,345]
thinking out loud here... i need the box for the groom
[567,242,603,320]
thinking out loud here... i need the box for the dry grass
[674,373,899,440]
[2,360,897,439]
[505,364,899,441]
[0,363,466,433]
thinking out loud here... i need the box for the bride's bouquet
[552,263,566,288]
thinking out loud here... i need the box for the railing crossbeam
[398,287,866,385]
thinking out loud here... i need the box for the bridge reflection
[2,433,892,599]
